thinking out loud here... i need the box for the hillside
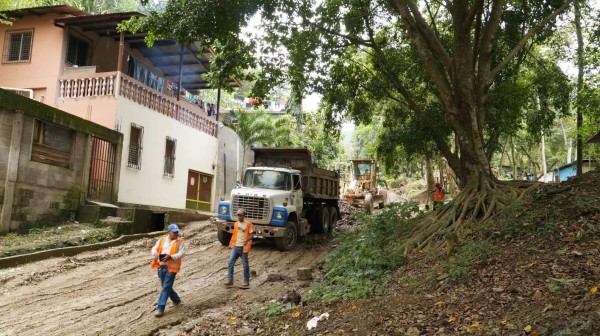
[260,169,600,335]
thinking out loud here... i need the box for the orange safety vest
[149,236,183,273]
[229,220,254,254]
[434,188,446,202]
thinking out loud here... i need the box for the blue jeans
[227,247,250,282]
[157,266,180,311]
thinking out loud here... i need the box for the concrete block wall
[3,115,86,232]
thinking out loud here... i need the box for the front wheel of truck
[276,221,297,251]
[217,229,232,246]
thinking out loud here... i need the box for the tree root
[400,180,534,255]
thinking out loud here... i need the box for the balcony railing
[59,72,116,98]
[58,71,217,137]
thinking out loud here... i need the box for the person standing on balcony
[224,208,254,288]
[150,224,186,317]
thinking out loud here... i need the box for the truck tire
[364,194,374,214]
[276,221,297,251]
[314,207,330,233]
[217,230,232,246]
[328,207,338,231]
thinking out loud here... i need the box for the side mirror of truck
[236,181,242,188]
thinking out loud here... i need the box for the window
[31,120,74,168]
[66,33,90,66]
[2,29,34,63]
[164,137,176,177]
[128,123,143,169]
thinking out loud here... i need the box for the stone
[406,326,420,336]
[297,267,313,280]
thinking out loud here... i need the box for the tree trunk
[541,131,547,181]
[425,156,435,190]
[574,1,584,175]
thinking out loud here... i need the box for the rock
[266,273,287,282]
[282,290,302,305]
[406,326,420,336]
[533,289,543,300]
[297,267,313,280]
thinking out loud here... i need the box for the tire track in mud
[0,220,333,336]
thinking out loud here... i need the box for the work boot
[155,310,164,317]
[240,281,250,288]
[224,279,233,286]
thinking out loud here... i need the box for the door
[88,137,116,203]
[186,170,213,211]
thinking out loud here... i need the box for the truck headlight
[220,206,227,215]
[275,211,283,220]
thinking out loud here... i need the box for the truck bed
[252,147,340,200]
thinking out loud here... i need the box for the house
[0,89,122,233]
[0,5,235,216]
[553,159,597,182]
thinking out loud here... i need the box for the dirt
[1,170,599,336]
[0,220,334,336]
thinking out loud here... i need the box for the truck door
[292,174,303,213]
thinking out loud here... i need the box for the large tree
[125,0,576,250]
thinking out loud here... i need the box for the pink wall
[0,14,66,103]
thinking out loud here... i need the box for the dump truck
[343,159,387,214]
[215,148,340,251]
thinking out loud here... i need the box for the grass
[303,202,421,303]
[0,223,117,257]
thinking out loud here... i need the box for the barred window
[127,123,143,169]
[66,31,91,66]
[164,137,176,177]
[3,29,34,63]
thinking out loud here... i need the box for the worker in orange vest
[433,182,446,210]
[150,224,186,317]
[224,208,254,288]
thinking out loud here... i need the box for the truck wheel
[276,221,297,251]
[365,194,374,214]
[217,230,232,246]
[315,207,330,233]
[328,207,338,231]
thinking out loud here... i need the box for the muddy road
[0,220,333,336]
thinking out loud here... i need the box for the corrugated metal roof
[1,5,87,18]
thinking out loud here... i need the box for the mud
[0,220,333,336]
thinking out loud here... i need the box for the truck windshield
[243,170,291,190]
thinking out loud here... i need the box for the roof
[54,13,238,91]
[1,5,87,18]
[587,131,600,144]
[556,159,597,171]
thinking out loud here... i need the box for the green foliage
[303,202,421,303]
[440,240,492,284]
[251,302,292,320]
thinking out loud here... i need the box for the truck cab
[215,167,308,251]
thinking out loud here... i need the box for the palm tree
[222,109,273,171]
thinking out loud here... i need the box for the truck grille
[232,195,270,220]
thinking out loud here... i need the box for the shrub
[303,202,421,302]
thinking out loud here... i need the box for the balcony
[58,71,218,137]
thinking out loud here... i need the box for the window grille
[3,29,33,63]
[164,137,177,177]
[127,123,143,169]
[66,31,91,66]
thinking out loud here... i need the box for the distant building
[553,160,597,182]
